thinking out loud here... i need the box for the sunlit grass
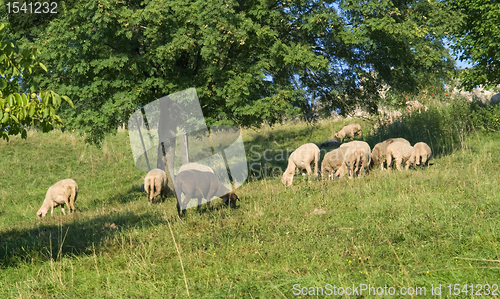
[0,114,499,297]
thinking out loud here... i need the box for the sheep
[281,143,320,186]
[37,179,78,218]
[338,141,371,178]
[178,162,214,174]
[370,138,411,170]
[321,147,346,180]
[333,124,362,142]
[406,142,432,169]
[490,93,500,106]
[144,168,170,203]
[175,169,239,216]
[386,141,414,171]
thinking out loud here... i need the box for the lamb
[406,142,432,169]
[175,169,239,216]
[36,179,78,218]
[144,168,170,203]
[321,147,347,180]
[281,143,320,186]
[337,141,371,178]
[386,141,414,171]
[333,124,362,142]
[370,138,411,170]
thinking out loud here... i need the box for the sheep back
[178,162,215,174]
[37,179,78,218]
[341,141,371,178]
[175,169,238,216]
[321,147,346,180]
[371,138,410,170]
[386,142,414,171]
[334,124,362,141]
[406,142,432,169]
[281,143,320,186]
[144,168,169,202]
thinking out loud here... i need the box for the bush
[370,97,500,155]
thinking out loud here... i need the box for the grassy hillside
[1,116,500,298]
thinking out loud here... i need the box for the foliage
[372,97,500,154]
[6,0,462,144]
[0,22,72,140]
[448,0,500,90]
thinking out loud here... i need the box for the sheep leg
[304,163,313,176]
[395,156,403,171]
[386,154,392,170]
[314,151,319,177]
[69,190,76,212]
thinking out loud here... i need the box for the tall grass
[0,101,500,297]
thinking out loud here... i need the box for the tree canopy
[0,21,72,140]
[449,0,500,90]
[5,0,462,144]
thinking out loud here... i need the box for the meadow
[1,99,500,298]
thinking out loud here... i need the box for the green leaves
[0,22,72,141]
[449,0,499,90]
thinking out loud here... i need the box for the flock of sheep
[281,123,433,186]
[36,162,240,218]
[36,123,431,218]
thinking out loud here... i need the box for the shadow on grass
[0,209,179,269]
[106,185,145,204]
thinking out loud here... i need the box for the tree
[7,0,461,144]
[0,22,73,140]
[448,0,500,90]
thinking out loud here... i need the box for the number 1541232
[6,2,57,14]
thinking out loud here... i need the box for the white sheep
[144,168,169,203]
[406,142,432,169]
[334,141,371,178]
[321,147,346,180]
[386,141,414,171]
[281,143,320,186]
[37,179,78,218]
[333,124,362,142]
[343,141,371,178]
[175,169,239,216]
[371,138,411,170]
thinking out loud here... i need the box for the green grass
[1,117,500,298]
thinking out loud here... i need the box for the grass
[1,114,500,298]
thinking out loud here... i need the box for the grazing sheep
[175,169,239,216]
[333,124,362,142]
[321,147,346,180]
[144,168,169,203]
[371,138,411,170]
[339,141,371,178]
[37,179,78,218]
[178,162,215,174]
[281,143,320,186]
[386,141,414,171]
[406,142,432,169]
[490,93,500,106]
